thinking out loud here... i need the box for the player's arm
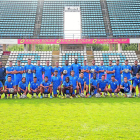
[6,70,12,74]
[19,87,25,92]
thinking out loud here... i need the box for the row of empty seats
[94,51,139,66]
[59,51,87,66]
[6,51,52,67]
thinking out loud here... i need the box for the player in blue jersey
[131,60,140,77]
[90,60,98,78]
[43,60,53,82]
[24,59,35,84]
[108,75,120,97]
[121,59,132,80]
[114,60,122,85]
[71,58,81,77]
[130,73,140,97]
[51,70,62,97]
[0,61,6,85]
[0,80,3,99]
[53,62,62,77]
[62,77,73,98]
[90,73,99,97]
[40,76,52,98]
[14,60,24,89]
[120,77,133,97]
[62,60,72,81]
[18,77,28,98]
[81,60,90,92]
[29,77,40,98]
[69,70,79,97]
[6,61,15,81]
[106,60,115,80]
[98,60,106,79]
[78,72,88,97]
[98,75,108,96]
[4,76,17,99]
[35,60,44,84]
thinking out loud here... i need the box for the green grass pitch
[0,97,140,140]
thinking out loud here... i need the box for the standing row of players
[0,58,140,98]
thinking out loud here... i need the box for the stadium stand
[94,51,139,66]
[0,0,38,39]
[5,51,52,67]
[107,0,140,38]
[35,0,106,38]
[59,51,87,66]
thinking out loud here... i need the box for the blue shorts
[115,77,121,85]
[44,88,49,94]
[100,87,105,92]
[37,77,43,85]
[15,78,22,85]
[53,86,59,95]
[26,76,33,84]
[124,88,130,93]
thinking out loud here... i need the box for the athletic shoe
[62,96,65,99]
[5,95,7,99]
[70,96,73,99]
[40,95,43,99]
[36,95,39,98]
[75,95,78,98]
[50,95,53,99]
[87,93,90,96]
[89,95,92,98]
[85,95,87,98]
[119,92,121,96]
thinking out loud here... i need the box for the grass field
[0,96,140,140]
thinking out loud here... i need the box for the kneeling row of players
[0,70,140,99]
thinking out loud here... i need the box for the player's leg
[4,89,8,99]
[57,85,61,96]
[0,89,3,99]
[49,85,52,98]
[132,87,136,97]
[120,88,126,97]
[40,86,44,98]
[62,86,66,97]
[108,88,113,97]
[36,89,40,98]
[114,88,120,97]
[29,90,33,98]
[70,86,74,97]
[85,85,89,97]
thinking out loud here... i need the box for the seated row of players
[1,69,140,99]
[0,58,139,88]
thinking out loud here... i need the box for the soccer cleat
[62,96,65,99]
[31,95,34,98]
[85,95,87,98]
[50,95,53,99]
[70,96,73,99]
[119,92,121,96]
[36,95,39,98]
[87,93,90,96]
[12,95,14,99]
[75,95,78,98]
[40,95,43,99]
[89,95,92,98]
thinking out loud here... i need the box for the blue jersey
[131,65,140,77]
[6,66,15,80]
[43,66,53,79]
[62,65,72,81]
[63,81,72,87]
[24,64,35,77]
[35,65,44,78]
[90,65,98,77]
[81,65,90,78]
[41,81,51,92]
[69,76,78,88]
[98,65,106,79]
[71,63,81,76]
[90,78,99,87]
[51,76,62,89]
[0,67,6,80]
[121,81,131,91]
[0,81,3,88]
[78,77,86,86]
[14,66,24,79]
[18,81,28,90]
[106,65,115,80]
[30,81,40,90]
[131,77,140,86]
[108,80,119,90]
[53,67,62,76]
[114,65,122,79]
[98,79,108,89]
[121,65,131,79]
[5,80,15,88]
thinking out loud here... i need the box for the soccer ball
[44,94,48,98]
[80,93,85,98]
[9,88,14,93]
[124,69,129,73]
[28,69,32,74]
[95,93,101,98]
[20,94,26,99]
[63,70,67,75]
[66,94,70,98]
[91,69,95,73]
